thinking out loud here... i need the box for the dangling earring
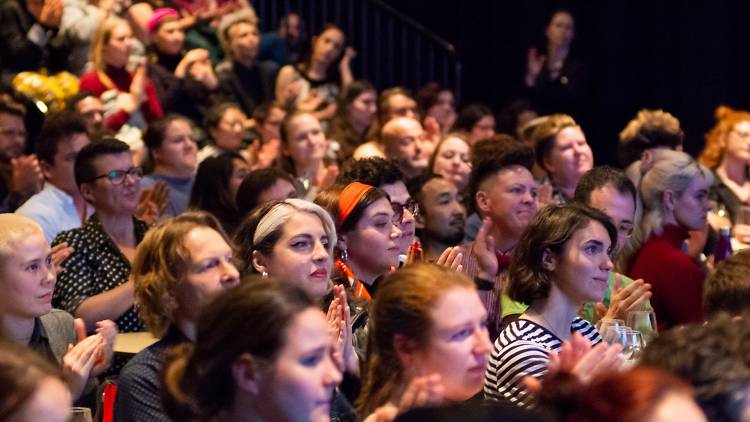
[340,248,348,262]
[261,271,268,278]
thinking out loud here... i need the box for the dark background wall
[383,0,750,166]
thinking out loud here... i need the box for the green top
[501,272,653,325]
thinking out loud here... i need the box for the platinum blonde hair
[253,198,337,256]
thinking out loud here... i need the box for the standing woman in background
[275,24,355,121]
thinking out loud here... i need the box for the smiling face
[545,126,593,188]
[103,23,133,68]
[154,18,185,55]
[283,114,327,170]
[477,165,538,240]
[550,220,613,305]
[153,119,197,177]
[81,152,141,216]
[0,231,55,319]
[432,136,471,190]
[255,211,333,299]
[341,198,401,280]
[672,175,711,231]
[312,27,345,66]
[173,227,240,322]
[259,307,342,422]
[411,287,492,402]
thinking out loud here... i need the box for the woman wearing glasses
[52,139,148,343]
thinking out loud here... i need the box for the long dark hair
[297,23,346,82]
[189,152,245,233]
[162,277,316,420]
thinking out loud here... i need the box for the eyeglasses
[89,167,143,185]
[391,199,419,224]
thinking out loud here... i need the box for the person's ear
[542,248,557,272]
[39,160,53,180]
[79,182,95,203]
[393,334,419,370]
[232,353,261,395]
[663,190,676,211]
[414,207,425,230]
[475,190,490,216]
[251,250,268,274]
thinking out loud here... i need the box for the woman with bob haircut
[484,203,623,408]
[698,106,750,243]
[357,263,492,416]
[629,149,713,330]
[114,211,240,421]
[189,151,249,234]
[162,277,342,422]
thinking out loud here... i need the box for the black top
[216,59,279,116]
[710,169,749,225]
[148,51,218,125]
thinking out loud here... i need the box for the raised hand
[50,242,74,274]
[63,320,104,399]
[435,246,463,272]
[92,319,117,376]
[39,0,63,27]
[525,47,546,86]
[135,181,169,224]
[596,275,652,321]
[11,154,43,197]
[130,59,148,105]
[473,217,497,280]
[326,285,358,375]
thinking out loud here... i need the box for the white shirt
[16,183,91,242]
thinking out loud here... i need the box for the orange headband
[338,182,374,227]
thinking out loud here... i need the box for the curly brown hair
[699,106,750,169]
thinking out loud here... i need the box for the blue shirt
[16,183,92,242]
[141,174,193,218]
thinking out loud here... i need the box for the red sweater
[629,225,705,331]
[79,66,163,131]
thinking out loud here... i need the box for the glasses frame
[88,166,144,185]
[391,199,419,224]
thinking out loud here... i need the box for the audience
[0,93,43,212]
[162,278,341,421]
[4,5,750,421]
[52,138,147,336]
[235,167,298,217]
[485,203,621,408]
[141,114,197,218]
[628,149,713,330]
[699,106,750,243]
[114,211,240,421]
[358,263,492,415]
[532,113,593,202]
[16,110,92,241]
[189,151,249,235]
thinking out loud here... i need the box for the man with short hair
[67,91,106,138]
[457,140,539,338]
[703,249,750,319]
[338,157,417,258]
[0,93,43,212]
[380,117,429,180]
[16,110,92,241]
[216,9,279,117]
[407,173,466,262]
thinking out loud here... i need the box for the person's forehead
[589,184,634,209]
[423,177,456,199]
[380,181,409,202]
[78,96,104,111]
[91,151,132,171]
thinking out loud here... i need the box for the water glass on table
[597,318,627,345]
[69,407,92,422]
[619,329,645,367]
[627,310,657,344]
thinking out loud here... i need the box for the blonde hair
[699,106,750,169]
[132,211,232,337]
[619,109,681,143]
[0,214,44,263]
[90,17,130,73]
[629,150,712,255]
[531,114,578,171]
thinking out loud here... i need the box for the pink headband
[147,8,179,33]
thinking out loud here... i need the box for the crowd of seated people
[3,2,750,421]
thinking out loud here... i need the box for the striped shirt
[484,317,601,408]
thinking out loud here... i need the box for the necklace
[528,306,567,341]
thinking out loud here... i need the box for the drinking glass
[619,329,645,367]
[597,318,627,345]
[627,310,657,344]
[69,407,92,422]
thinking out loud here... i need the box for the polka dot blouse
[52,214,148,333]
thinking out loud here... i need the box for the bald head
[381,117,427,178]
[0,214,44,261]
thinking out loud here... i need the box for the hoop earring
[340,248,348,262]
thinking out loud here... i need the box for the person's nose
[474,327,493,356]
[322,350,343,387]
[312,240,329,263]
[390,222,402,239]
[220,259,240,287]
